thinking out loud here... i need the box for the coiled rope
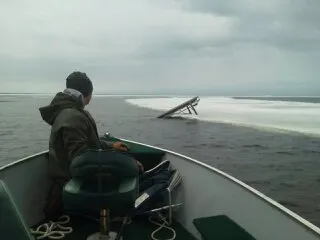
[30,213,176,240]
[30,215,73,239]
[149,213,176,240]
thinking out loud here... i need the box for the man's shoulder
[55,108,87,124]
[59,107,82,115]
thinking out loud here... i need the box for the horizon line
[0,92,319,97]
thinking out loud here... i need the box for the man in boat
[39,71,144,220]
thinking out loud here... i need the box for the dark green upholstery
[63,177,138,212]
[69,150,139,178]
[193,215,256,240]
[0,180,34,240]
[62,150,139,213]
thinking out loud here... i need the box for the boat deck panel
[193,215,256,240]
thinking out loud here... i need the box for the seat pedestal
[87,208,123,240]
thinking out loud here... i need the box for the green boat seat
[63,177,138,212]
[62,150,139,239]
[63,150,139,213]
[0,179,34,240]
[193,215,256,240]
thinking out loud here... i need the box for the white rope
[30,214,175,240]
[149,213,176,240]
[30,215,73,239]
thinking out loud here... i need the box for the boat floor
[38,215,197,240]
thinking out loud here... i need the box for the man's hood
[39,88,84,125]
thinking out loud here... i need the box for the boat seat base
[193,215,256,240]
[87,231,120,240]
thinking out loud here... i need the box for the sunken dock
[157,96,200,119]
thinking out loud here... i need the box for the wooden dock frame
[157,96,200,119]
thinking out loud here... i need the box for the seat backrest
[0,179,34,240]
[70,150,139,179]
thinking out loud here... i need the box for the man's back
[40,90,102,183]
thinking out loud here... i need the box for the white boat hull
[0,139,319,240]
[0,151,51,227]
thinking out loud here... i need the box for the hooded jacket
[39,89,111,220]
[39,89,111,182]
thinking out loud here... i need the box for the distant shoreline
[0,93,319,98]
[233,96,320,103]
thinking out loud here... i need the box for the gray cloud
[179,0,320,51]
[0,0,319,94]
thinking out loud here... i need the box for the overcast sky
[0,0,319,95]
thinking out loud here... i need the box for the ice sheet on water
[126,97,320,136]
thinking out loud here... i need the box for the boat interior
[0,135,270,240]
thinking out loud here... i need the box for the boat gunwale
[1,140,320,236]
[0,150,48,172]
[121,138,320,236]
